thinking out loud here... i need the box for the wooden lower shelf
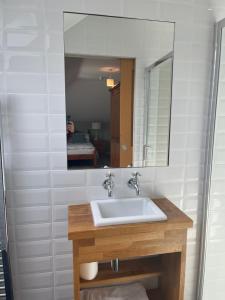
[80,256,162,289]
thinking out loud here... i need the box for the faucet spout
[103,172,114,197]
[108,183,113,197]
[128,172,141,196]
[133,183,140,196]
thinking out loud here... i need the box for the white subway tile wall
[0,0,214,300]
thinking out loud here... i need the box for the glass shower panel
[202,25,225,300]
[0,124,13,299]
[145,57,172,166]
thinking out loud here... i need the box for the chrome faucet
[103,172,114,197]
[128,172,141,196]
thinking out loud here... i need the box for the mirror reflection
[144,53,173,167]
[64,13,174,169]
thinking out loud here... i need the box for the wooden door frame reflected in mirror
[110,58,135,168]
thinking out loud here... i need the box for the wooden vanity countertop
[68,198,193,241]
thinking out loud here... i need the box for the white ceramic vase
[80,262,98,280]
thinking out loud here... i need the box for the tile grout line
[42,1,56,298]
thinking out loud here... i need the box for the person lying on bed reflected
[67,121,91,144]
[67,120,75,143]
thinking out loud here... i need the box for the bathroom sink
[90,197,167,227]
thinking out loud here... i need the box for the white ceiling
[65,56,120,80]
[64,13,86,32]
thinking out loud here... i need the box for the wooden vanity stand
[68,198,193,300]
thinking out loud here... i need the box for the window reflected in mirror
[63,13,175,169]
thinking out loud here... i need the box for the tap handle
[106,171,114,179]
[133,172,141,178]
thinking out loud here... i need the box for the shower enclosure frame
[0,114,14,299]
[197,18,225,300]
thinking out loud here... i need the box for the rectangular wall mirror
[63,13,175,170]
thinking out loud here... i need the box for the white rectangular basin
[90,197,167,227]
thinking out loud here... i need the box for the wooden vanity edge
[68,198,193,241]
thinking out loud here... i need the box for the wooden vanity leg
[160,232,187,300]
[73,241,80,300]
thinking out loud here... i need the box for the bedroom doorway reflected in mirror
[65,55,135,169]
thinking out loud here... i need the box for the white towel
[80,283,149,300]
